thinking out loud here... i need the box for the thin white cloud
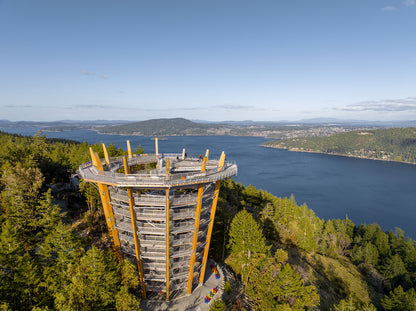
[4,105,33,108]
[335,97,416,112]
[80,70,109,79]
[381,6,399,11]
[143,106,204,112]
[404,0,415,6]
[75,104,114,109]
[80,69,95,76]
[213,104,255,110]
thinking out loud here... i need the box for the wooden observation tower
[78,139,237,300]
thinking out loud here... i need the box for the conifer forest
[1,131,416,310]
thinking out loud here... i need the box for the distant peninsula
[1,117,400,139]
[263,127,416,164]
[93,118,366,138]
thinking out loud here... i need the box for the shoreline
[262,144,416,166]
[94,129,269,138]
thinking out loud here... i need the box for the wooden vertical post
[187,150,209,293]
[199,151,226,283]
[127,140,132,159]
[165,188,170,301]
[89,148,122,261]
[102,143,110,165]
[155,137,159,156]
[123,157,147,299]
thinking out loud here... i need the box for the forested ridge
[0,131,142,311]
[97,118,224,136]
[1,131,416,310]
[96,117,359,139]
[263,127,416,164]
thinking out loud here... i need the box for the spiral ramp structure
[78,140,237,301]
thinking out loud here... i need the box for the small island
[263,127,416,164]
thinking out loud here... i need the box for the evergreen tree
[273,263,319,310]
[244,252,319,310]
[0,163,45,249]
[228,209,269,258]
[381,286,416,311]
[115,286,142,311]
[115,259,141,311]
[39,221,83,298]
[209,298,227,311]
[106,142,125,157]
[332,296,356,311]
[0,221,45,310]
[404,239,416,272]
[332,296,376,311]
[0,302,11,311]
[54,247,120,311]
[374,229,390,259]
[351,242,379,266]
[382,254,408,288]
[0,221,24,307]
[228,209,270,281]
[134,144,144,155]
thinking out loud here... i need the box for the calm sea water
[3,127,416,238]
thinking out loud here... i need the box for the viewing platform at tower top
[78,142,238,188]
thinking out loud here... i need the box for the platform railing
[79,162,237,187]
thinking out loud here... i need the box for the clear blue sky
[1,0,415,122]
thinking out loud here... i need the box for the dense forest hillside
[263,127,416,164]
[212,180,416,310]
[1,131,416,310]
[0,131,142,311]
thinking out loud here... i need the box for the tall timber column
[89,148,122,261]
[187,149,209,294]
[165,187,170,301]
[102,143,110,165]
[155,137,159,156]
[127,140,133,159]
[123,157,147,299]
[199,151,226,283]
[165,157,170,300]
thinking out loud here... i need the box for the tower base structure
[78,142,237,300]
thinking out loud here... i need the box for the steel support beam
[123,157,147,299]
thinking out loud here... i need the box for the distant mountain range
[0,119,127,128]
[96,118,226,136]
[2,118,416,138]
[2,118,416,127]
